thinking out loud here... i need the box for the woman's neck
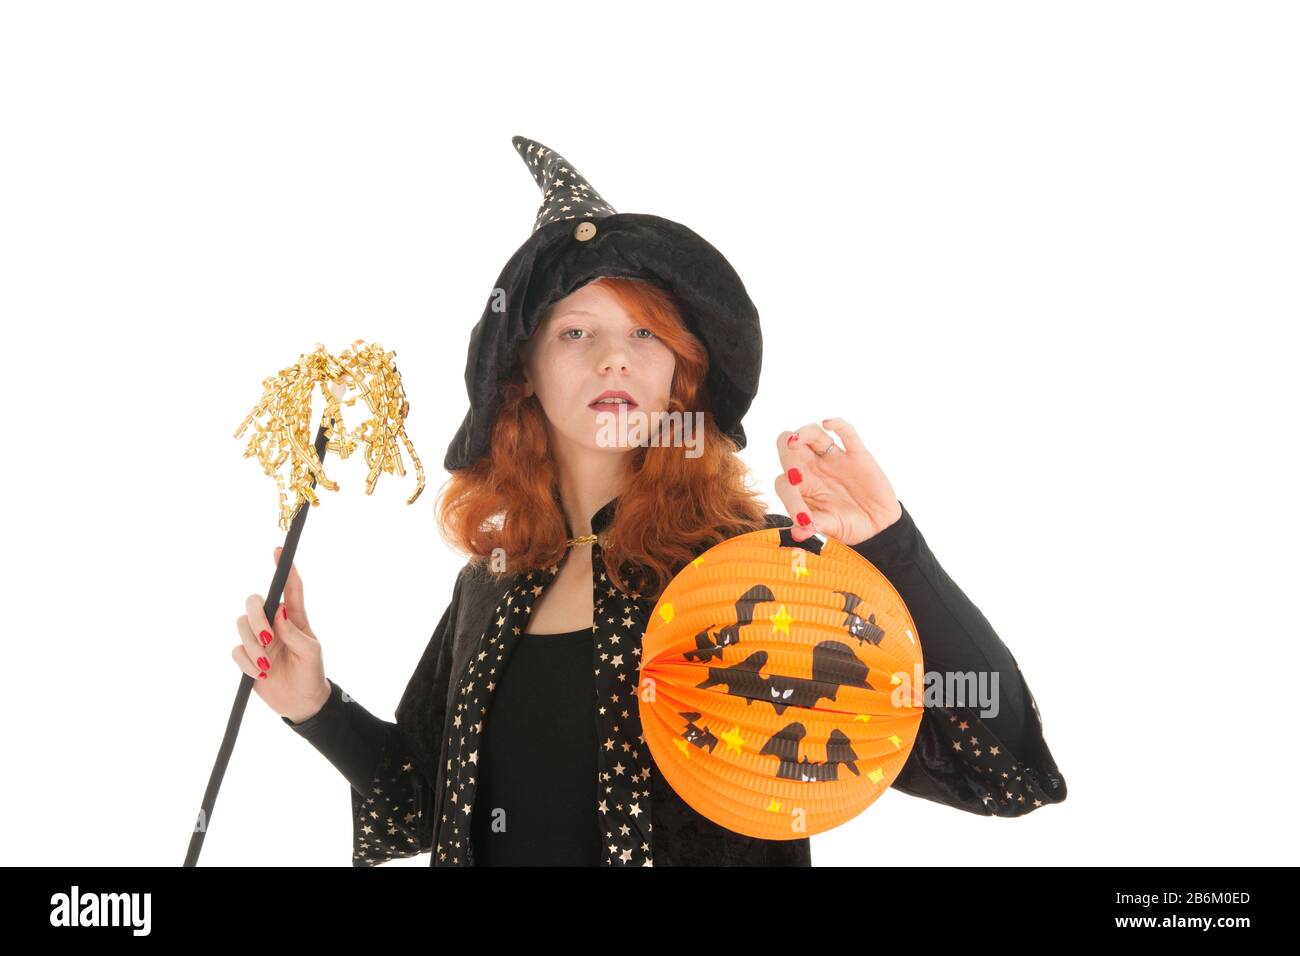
[550,447,629,537]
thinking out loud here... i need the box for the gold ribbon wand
[184,340,424,866]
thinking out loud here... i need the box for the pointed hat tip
[508,135,615,231]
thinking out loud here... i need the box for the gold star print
[770,604,794,635]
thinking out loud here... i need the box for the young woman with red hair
[236,136,1067,866]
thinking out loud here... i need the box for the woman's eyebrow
[553,309,637,323]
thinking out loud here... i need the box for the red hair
[434,276,767,599]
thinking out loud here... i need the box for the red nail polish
[260,629,273,646]
[788,468,802,485]
[788,434,799,444]
[257,671,267,680]
[281,606,288,621]
[797,512,811,526]
[257,657,270,670]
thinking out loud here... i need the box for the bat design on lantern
[759,722,862,781]
[833,590,886,647]
[695,640,874,715]
[640,528,933,838]
[678,711,720,753]
[682,584,776,662]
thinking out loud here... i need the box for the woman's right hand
[232,546,332,725]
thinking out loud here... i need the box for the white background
[2,1,1295,867]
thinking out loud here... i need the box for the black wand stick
[183,416,334,867]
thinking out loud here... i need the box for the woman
[236,136,1067,866]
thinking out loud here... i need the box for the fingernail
[281,606,288,621]
[788,435,799,444]
[788,468,802,485]
[257,656,270,670]
[797,512,811,526]
[257,671,267,680]
[259,629,273,646]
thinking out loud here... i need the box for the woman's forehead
[543,281,631,324]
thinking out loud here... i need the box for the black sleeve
[280,678,394,794]
[847,501,1068,816]
[281,596,458,865]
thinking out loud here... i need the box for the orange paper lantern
[639,526,925,840]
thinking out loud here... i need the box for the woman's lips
[589,401,638,409]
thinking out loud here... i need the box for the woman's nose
[598,345,632,372]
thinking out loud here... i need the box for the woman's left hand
[773,418,903,546]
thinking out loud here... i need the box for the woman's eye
[559,328,585,340]
[634,328,657,339]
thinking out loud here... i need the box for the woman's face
[521,279,676,458]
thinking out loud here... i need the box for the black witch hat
[442,135,763,472]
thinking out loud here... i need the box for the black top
[468,625,601,866]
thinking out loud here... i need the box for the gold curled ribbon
[233,340,425,531]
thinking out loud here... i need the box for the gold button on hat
[574,221,597,241]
